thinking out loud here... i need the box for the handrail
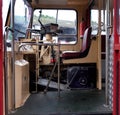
[18,42,60,52]
[4,26,11,115]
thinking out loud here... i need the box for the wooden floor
[9,89,112,115]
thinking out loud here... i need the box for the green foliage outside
[33,14,75,28]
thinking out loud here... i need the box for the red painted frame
[0,0,3,115]
[113,0,120,114]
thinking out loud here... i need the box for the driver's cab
[11,0,102,91]
[5,0,111,113]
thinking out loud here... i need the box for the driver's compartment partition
[62,31,101,90]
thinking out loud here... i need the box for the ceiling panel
[30,0,90,7]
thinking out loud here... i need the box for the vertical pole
[4,29,9,115]
[11,0,16,111]
[105,0,110,106]
[97,0,102,89]
[56,10,58,24]
[98,0,101,35]
[103,0,106,31]
[58,44,60,97]
[0,0,3,115]
[35,37,39,93]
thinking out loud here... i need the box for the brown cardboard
[15,59,30,108]
[7,52,23,111]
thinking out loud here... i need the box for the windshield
[32,9,77,44]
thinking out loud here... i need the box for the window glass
[33,9,57,25]
[14,0,32,40]
[2,0,10,31]
[57,10,76,34]
[91,9,106,35]
[32,9,77,44]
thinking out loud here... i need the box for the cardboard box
[15,59,30,108]
[7,52,23,111]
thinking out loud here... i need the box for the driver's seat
[62,27,92,59]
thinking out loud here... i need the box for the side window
[91,10,98,35]
[2,0,10,30]
[91,9,106,35]
[32,9,77,44]
[14,0,32,40]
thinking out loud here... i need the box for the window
[91,9,106,35]
[14,0,32,40]
[2,0,10,31]
[32,9,77,44]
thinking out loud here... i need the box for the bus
[0,0,120,114]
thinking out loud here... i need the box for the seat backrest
[62,27,92,59]
[80,27,92,52]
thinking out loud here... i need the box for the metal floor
[9,89,112,115]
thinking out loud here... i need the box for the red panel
[119,61,120,115]
[0,0,3,115]
[80,19,86,37]
[113,0,120,114]
[80,7,90,38]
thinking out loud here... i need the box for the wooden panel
[67,0,89,5]
[31,0,89,6]
[31,0,89,8]
[32,0,67,6]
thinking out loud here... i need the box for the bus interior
[3,0,114,115]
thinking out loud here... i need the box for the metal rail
[105,0,111,106]
[10,0,16,112]
[4,27,9,115]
